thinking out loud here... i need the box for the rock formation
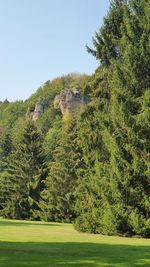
[26,88,84,121]
[26,97,47,121]
[32,98,47,121]
[54,87,84,117]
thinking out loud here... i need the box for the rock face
[26,88,84,121]
[26,97,47,121]
[54,88,84,116]
[32,98,47,121]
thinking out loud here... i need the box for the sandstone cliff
[54,87,84,117]
[26,97,47,121]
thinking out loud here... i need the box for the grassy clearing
[0,219,149,267]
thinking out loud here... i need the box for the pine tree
[0,130,12,173]
[87,0,125,66]
[40,118,82,222]
[75,0,150,237]
[0,130,12,210]
[74,74,111,234]
[0,120,47,219]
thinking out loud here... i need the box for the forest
[0,0,149,238]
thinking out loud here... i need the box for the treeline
[0,0,149,237]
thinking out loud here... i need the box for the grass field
[0,219,150,267]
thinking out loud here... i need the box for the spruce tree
[0,120,47,219]
[40,118,82,222]
[106,0,150,236]
[0,130,12,210]
[74,69,111,234]
[87,0,125,66]
[0,130,12,173]
[75,0,150,237]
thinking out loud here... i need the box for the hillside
[0,73,89,131]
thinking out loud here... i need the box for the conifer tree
[106,0,150,236]
[74,70,112,234]
[0,131,12,210]
[0,131,12,173]
[40,118,82,222]
[87,0,125,66]
[75,0,150,237]
[0,120,47,219]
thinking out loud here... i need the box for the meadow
[0,219,149,267]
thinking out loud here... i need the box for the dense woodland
[0,0,149,237]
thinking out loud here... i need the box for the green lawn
[0,219,149,266]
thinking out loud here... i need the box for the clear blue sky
[0,0,110,101]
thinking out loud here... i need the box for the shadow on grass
[0,220,62,227]
[0,241,149,267]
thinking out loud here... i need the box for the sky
[0,0,110,101]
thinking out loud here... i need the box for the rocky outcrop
[26,88,84,121]
[54,87,84,116]
[32,98,47,121]
[26,97,47,121]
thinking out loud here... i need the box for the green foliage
[72,66,113,235]
[87,0,125,66]
[75,0,150,237]
[43,117,62,161]
[0,73,89,223]
[0,101,26,128]
[40,118,82,222]
[0,121,47,220]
